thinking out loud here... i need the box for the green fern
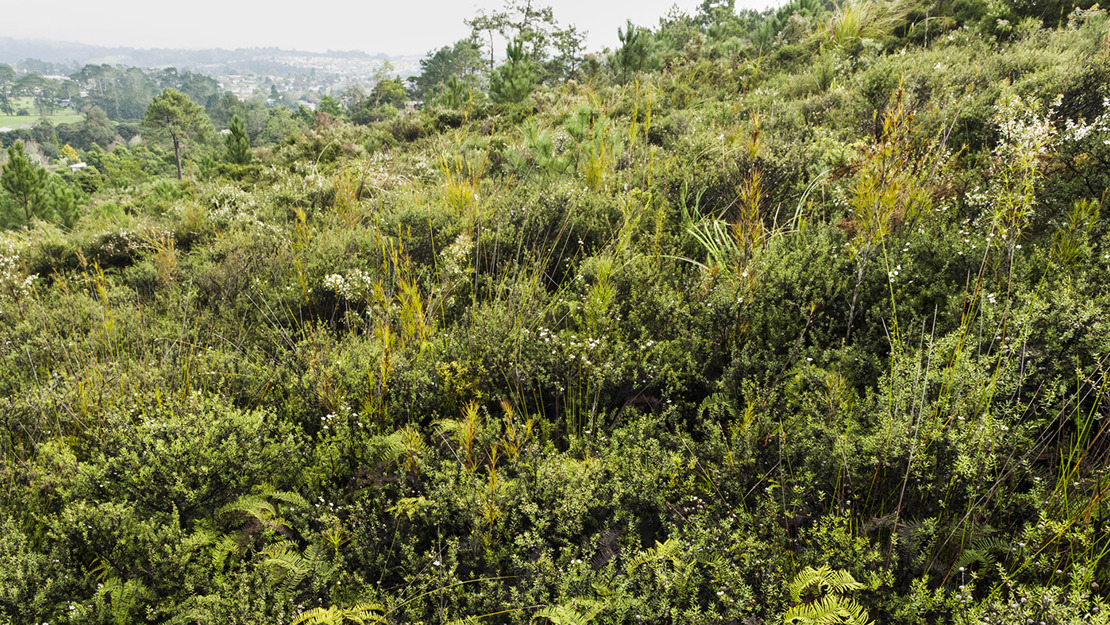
[181,526,218,551]
[94,576,152,625]
[179,526,242,578]
[953,536,1012,573]
[266,489,310,509]
[165,593,220,625]
[784,565,873,625]
[784,594,873,625]
[397,425,427,473]
[212,533,241,571]
[534,599,604,625]
[291,602,385,625]
[361,427,427,474]
[218,489,306,534]
[219,494,281,530]
[263,541,336,595]
[626,537,683,575]
[367,430,407,466]
[789,565,866,600]
[263,541,311,593]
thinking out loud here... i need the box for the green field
[0,112,84,128]
[0,97,84,129]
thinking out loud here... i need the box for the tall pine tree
[490,39,536,105]
[1,141,49,226]
[225,114,252,165]
[143,88,215,179]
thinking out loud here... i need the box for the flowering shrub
[4,5,1110,624]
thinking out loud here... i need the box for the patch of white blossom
[323,268,376,302]
[204,184,259,228]
[0,234,36,301]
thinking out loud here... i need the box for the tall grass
[824,0,909,53]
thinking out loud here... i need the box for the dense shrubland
[2,0,1110,623]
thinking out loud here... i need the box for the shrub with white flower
[987,91,1059,257]
[439,232,472,283]
[322,268,377,303]
[203,184,258,228]
[0,234,37,302]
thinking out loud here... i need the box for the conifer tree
[490,39,536,105]
[612,20,658,84]
[45,176,79,228]
[143,88,215,179]
[225,114,252,165]
[1,141,49,225]
[317,95,344,119]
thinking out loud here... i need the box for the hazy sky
[2,0,777,56]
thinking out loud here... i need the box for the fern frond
[627,538,683,574]
[534,600,604,625]
[219,494,275,523]
[342,602,386,624]
[165,595,217,625]
[293,606,340,625]
[823,568,866,596]
[220,491,303,534]
[292,603,385,625]
[368,430,407,466]
[785,566,872,625]
[95,576,153,625]
[182,527,218,551]
[837,596,874,625]
[303,543,337,580]
[398,424,427,472]
[265,489,309,509]
[953,549,993,572]
[785,594,872,625]
[434,418,464,444]
[954,536,1009,572]
[263,542,309,593]
[784,594,839,624]
[263,542,337,595]
[212,533,241,570]
[789,565,864,601]
[262,539,299,557]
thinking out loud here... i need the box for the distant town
[0,37,424,109]
[211,51,421,102]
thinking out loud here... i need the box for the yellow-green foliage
[784,565,871,625]
[3,4,1110,625]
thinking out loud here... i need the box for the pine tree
[225,114,252,165]
[489,39,536,105]
[317,95,344,118]
[1,141,49,226]
[143,88,215,179]
[612,20,658,84]
[45,176,79,228]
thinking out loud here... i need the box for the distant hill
[0,37,421,78]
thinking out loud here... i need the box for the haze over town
[1,0,775,55]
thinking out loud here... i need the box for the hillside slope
[1,1,1109,623]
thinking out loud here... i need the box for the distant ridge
[0,37,397,68]
[0,37,421,79]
